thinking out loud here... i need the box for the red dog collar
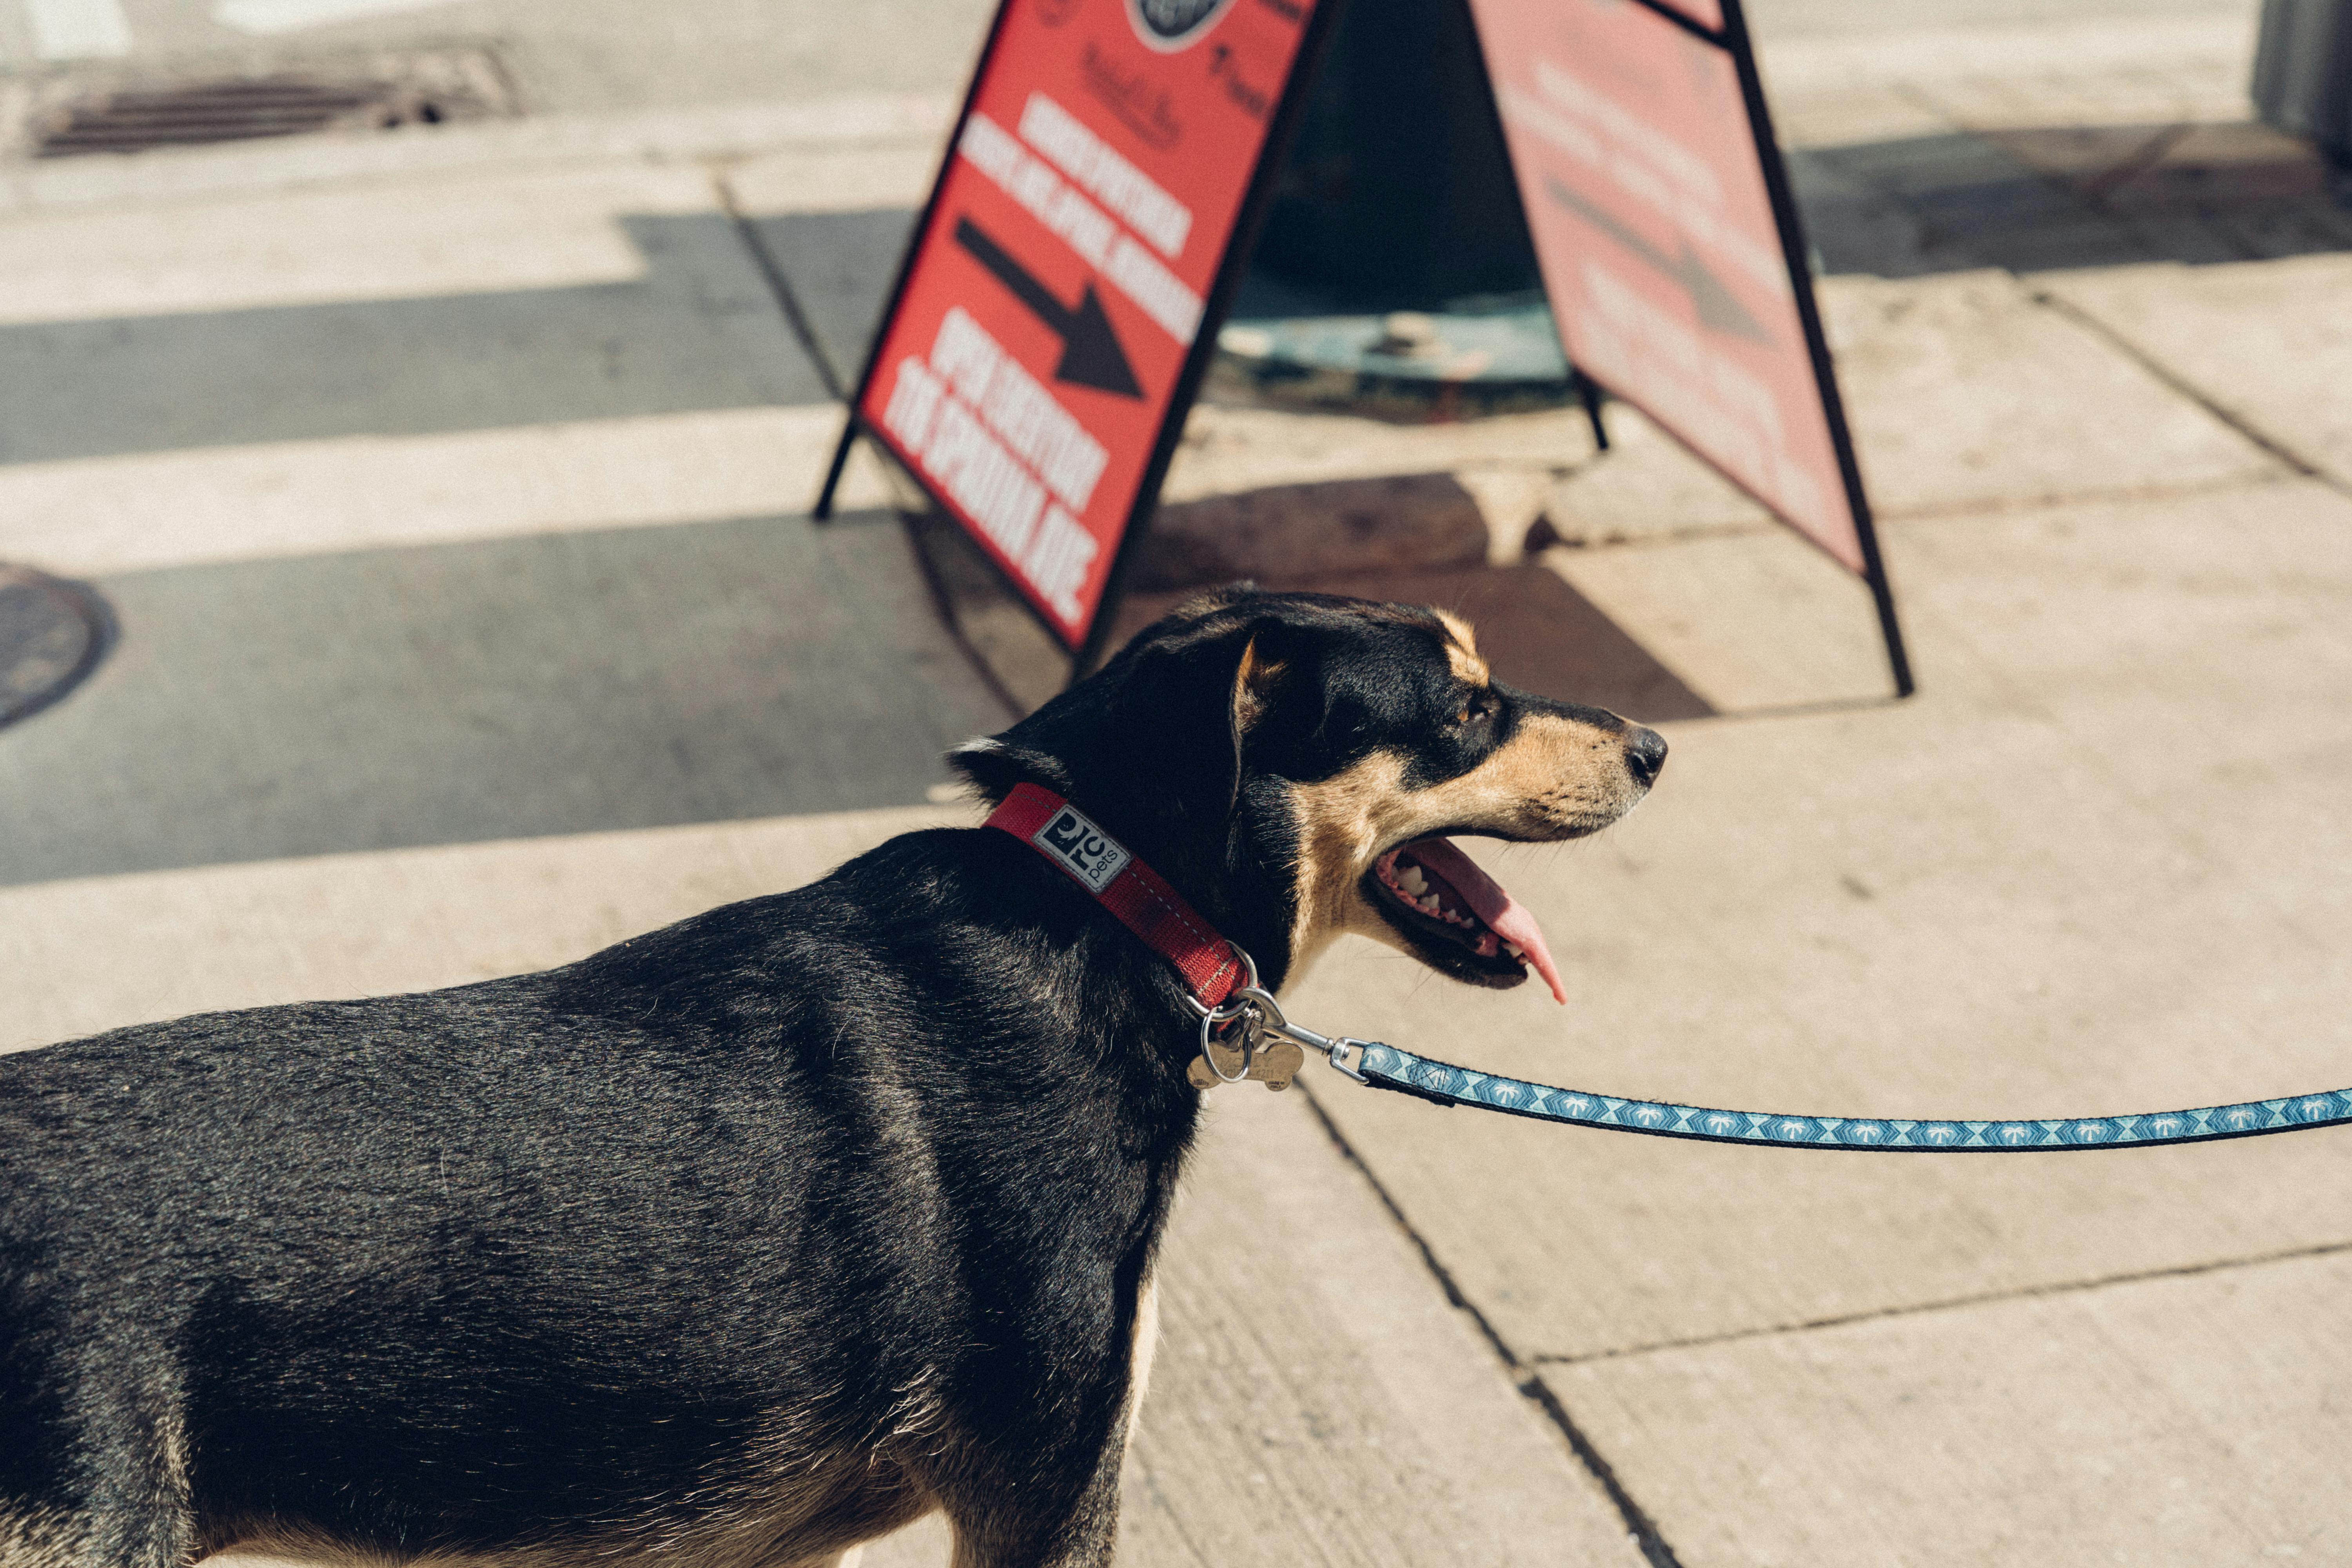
[985,782,1245,1010]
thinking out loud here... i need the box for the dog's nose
[1624,725,1668,786]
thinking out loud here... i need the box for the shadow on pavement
[1796,118,2352,278]
[0,214,832,466]
[740,206,921,391]
[0,511,1012,889]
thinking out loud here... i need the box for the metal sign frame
[826,0,1911,697]
[1717,0,1911,695]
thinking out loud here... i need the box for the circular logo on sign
[1126,0,1238,49]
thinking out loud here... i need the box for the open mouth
[1367,837,1568,1004]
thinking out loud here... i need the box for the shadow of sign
[1797,119,2352,279]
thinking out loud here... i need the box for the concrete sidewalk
[5,4,2352,1563]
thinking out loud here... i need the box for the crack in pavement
[1294,1080,1688,1568]
[2031,287,2351,500]
[1533,1236,2352,1369]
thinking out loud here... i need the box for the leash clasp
[1318,1036,1372,1084]
[1254,1004,1372,1085]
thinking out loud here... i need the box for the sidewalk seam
[1873,469,2299,524]
[2029,288,2352,500]
[1293,1082,1686,1568]
[1532,1235,2352,1369]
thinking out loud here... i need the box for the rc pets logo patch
[1036,805,1131,893]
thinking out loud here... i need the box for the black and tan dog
[0,587,1664,1568]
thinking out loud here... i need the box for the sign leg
[1864,555,1916,699]
[1577,373,1608,452]
[812,414,858,523]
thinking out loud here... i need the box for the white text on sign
[1017,93,1192,260]
[959,107,1204,346]
[881,308,1104,627]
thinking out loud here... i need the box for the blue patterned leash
[1206,983,2352,1151]
[1335,1040,2352,1151]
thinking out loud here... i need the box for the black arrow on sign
[1542,176,1773,345]
[953,216,1143,399]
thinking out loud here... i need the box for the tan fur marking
[1283,709,1646,975]
[1232,639,1283,735]
[1433,610,1489,687]
[1122,1273,1160,1458]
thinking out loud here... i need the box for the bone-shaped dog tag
[1247,1039,1305,1091]
[1188,1035,1306,1092]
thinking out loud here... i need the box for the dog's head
[952,587,1664,1000]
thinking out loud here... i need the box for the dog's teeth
[1417,895,1440,914]
[1504,940,1524,959]
[1475,933,1499,956]
[1399,867,1428,895]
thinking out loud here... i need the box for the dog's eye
[1456,693,1494,726]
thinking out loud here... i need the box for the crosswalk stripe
[0,406,896,578]
[0,162,721,327]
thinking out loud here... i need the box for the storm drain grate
[0,564,111,731]
[4,49,518,160]
[41,79,430,155]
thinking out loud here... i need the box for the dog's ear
[1228,633,1285,804]
[948,597,1312,977]
[945,597,1278,845]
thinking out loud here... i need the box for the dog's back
[1,827,1187,1567]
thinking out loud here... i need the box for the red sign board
[1466,0,1866,573]
[845,0,1324,650]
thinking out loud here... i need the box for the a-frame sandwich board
[815,0,1344,678]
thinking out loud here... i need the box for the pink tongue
[1402,835,1568,1005]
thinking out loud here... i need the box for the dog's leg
[1120,1274,1158,1459]
[943,1446,1124,1568]
[938,1270,1159,1568]
[3,1378,198,1568]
